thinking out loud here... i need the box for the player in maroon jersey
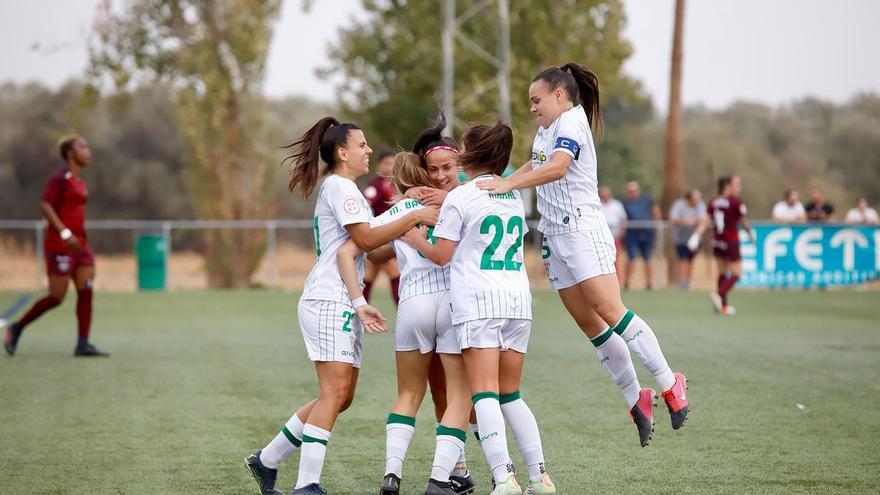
[692,175,754,316]
[3,135,109,357]
[362,148,401,304]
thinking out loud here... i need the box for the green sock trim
[386,413,416,427]
[472,430,481,443]
[281,426,302,447]
[301,434,328,446]
[612,310,635,336]
[436,425,468,443]
[590,327,614,347]
[499,391,521,404]
[471,391,500,405]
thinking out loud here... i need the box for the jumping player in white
[477,63,689,447]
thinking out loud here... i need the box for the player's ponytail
[459,121,513,177]
[561,62,603,137]
[391,152,435,201]
[282,116,362,198]
[412,106,458,169]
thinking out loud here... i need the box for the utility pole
[441,0,511,135]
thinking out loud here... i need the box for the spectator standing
[600,185,627,284]
[805,188,835,221]
[669,189,707,290]
[845,197,879,225]
[772,189,807,223]
[622,180,661,290]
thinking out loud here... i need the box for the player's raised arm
[346,206,437,252]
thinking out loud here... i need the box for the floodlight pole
[441,0,511,136]
[442,0,455,137]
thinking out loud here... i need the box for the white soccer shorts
[297,298,363,368]
[395,291,459,354]
[542,225,617,290]
[454,318,531,353]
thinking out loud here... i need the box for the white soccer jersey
[371,198,450,301]
[433,175,531,324]
[532,104,602,235]
[302,174,372,302]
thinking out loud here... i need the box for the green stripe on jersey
[301,434,328,446]
[386,413,416,427]
[612,310,635,336]
[436,425,467,443]
[281,426,302,447]
[590,328,614,347]
[499,391,521,404]
[471,391,500,405]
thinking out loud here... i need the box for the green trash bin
[136,234,166,290]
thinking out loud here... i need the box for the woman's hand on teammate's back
[415,206,439,226]
[416,188,447,207]
[475,176,512,195]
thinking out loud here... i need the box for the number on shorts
[341,310,353,333]
[480,215,524,271]
[541,236,551,260]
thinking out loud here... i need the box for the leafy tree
[88,0,282,287]
[322,0,649,162]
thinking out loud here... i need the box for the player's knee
[396,388,425,410]
[46,294,64,307]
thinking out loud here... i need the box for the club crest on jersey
[343,197,360,214]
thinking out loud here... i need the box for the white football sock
[430,425,466,482]
[500,392,546,482]
[473,393,514,483]
[295,424,331,489]
[384,413,416,478]
[591,327,642,408]
[260,411,305,469]
[614,310,676,391]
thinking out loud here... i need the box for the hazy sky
[2,0,879,112]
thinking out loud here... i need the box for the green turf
[1,289,879,494]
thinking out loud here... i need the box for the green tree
[88,0,282,287]
[322,0,649,162]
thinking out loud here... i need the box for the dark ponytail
[412,107,458,168]
[533,62,604,136]
[459,121,513,177]
[281,116,362,198]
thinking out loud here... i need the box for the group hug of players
[5,62,754,495]
[244,62,698,495]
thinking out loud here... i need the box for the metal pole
[497,0,511,124]
[35,222,44,290]
[162,221,171,291]
[267,220,277,287]
[442,0,455,136]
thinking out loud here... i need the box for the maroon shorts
[712,238,741,262]
[45,245,95,276]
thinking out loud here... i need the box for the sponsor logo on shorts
[341,350,354,357]
[343,197,360,214]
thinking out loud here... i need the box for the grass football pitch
[1,289,878,494]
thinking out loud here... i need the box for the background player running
[691,175,753,316]
[4,134,109,357]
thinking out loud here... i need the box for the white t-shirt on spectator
[845,207,880,224]
[602,199,627,238]
[772,201,806,222]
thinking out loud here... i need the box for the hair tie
[424,145,458,157]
